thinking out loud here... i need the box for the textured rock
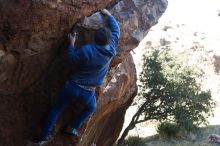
[0,0,167,146]
[0,0,115,95]
[82,0,168,63]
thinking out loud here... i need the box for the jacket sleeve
[67,44,85,64]
[107,15,120,56]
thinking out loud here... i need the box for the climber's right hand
[100,9,111,16]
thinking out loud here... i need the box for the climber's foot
[61,126,78,137]
[28,135,53,146]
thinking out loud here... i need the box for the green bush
[157,122,181,139]
[138,49,215,129]
[123,136,145,146]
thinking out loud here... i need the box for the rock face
[0,0,167,146]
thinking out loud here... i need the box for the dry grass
[124,125,220,146]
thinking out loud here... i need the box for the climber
[34,9,120,145]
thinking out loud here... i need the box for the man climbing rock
[34,9,120,145]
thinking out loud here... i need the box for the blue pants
[41,81,96,139]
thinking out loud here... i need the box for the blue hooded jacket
[67,15,120,86]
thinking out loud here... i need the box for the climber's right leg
[63,88,96,136]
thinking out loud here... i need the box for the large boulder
[0,0,167,145]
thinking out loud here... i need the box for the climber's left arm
[67,33,84,64]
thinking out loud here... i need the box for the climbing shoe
[29,135,53,146]
[62,126,78,136]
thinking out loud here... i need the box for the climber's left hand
[68,32,77,45]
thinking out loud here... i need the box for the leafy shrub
[157,122,181,139]
[123,136,145,146]
[138,49,215,129]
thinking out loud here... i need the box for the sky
[138,0,220,55]
[136,0,220,57]
[158,0,220,37]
